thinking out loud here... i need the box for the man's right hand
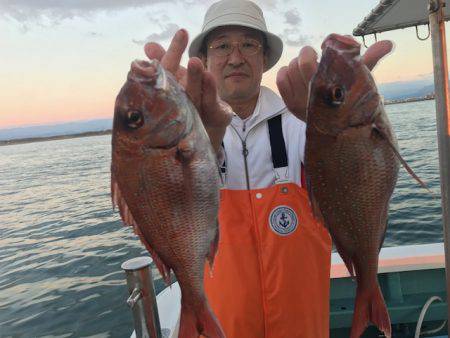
[144,29,233,153]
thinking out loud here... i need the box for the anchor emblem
[269,205,298,236]
[279,212,290,228]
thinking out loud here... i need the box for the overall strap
[220,141,227,174]
[267,114,289,183]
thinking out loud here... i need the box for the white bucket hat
[188,0,283,71]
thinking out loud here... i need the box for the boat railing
[122,256,162,338]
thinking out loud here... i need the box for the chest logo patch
[269,205,298,236]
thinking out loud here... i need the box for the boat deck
[132,243,447,337]
[330,243,447,337]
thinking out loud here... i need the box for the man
[143,0,392,337]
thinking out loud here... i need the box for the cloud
[255,0,280,10]
[0,0,178,23]
[283,28,312,47]
[132,23,180,45]
[278,8,312,47]
[18,23,30,33]
[0,0,285,23]
[284,9,301,26]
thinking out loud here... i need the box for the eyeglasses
[208,38,263,57]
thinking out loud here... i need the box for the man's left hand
[276,34,394,122]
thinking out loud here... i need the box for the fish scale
[111,59,224,338]
[305,35,400,338]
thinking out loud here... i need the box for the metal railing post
[429,0,450,329]
[122,256,162,338]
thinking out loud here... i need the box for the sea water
[0,100,442,337]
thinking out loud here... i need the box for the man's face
[205,26,267,104]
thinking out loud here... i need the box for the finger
[202,71,233,127]
[298,46,318,85]
[217,99,234,124]
[276,66,295,108]
[288,57,305,92]
[144,42,166,61]
[178,67,188,89]
[161,29,188,75]
[363,40,394,71]
[202,71,218,112]
[186,57,204,108]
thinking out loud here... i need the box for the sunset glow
[0,0,447,129]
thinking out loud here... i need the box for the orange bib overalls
[204,115,332,338]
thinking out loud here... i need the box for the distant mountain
[378,77,434,100]
[0,118,112,141]
[410,83,435,98]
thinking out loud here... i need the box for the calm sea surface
[0,100,443,337]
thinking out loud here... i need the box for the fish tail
[350,284,391,338]
[179,300,224,338]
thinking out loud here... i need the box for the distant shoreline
[0,96,436,146]
[384,96,435,105]
[0,130,112,146]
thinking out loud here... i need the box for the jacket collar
[230,86,287,131]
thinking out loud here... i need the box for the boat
[128,243,447,338]
[330,244,446,337]
[125,0,450,337]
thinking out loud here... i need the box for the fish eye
[330,86,345,106]
[125,110,144,129]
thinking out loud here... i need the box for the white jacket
[221,86,306,190]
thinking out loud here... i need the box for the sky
[0,0,444,128]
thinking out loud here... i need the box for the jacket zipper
[242,139,250,190]
[229,106,287,191]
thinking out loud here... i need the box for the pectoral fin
[176,137,196,163]
[372,123,434,195]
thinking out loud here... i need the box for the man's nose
[227,45,245,66]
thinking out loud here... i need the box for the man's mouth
[225,72,248,78]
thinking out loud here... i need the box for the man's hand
[276,34,394,122]
[144,29,232,153]
[276,46,318,122]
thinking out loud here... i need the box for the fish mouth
[130,60,158,82]
[321,34,360,58]
[129,59,169,91]
[133,60,191,149]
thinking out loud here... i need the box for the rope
[414,295,447,338]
